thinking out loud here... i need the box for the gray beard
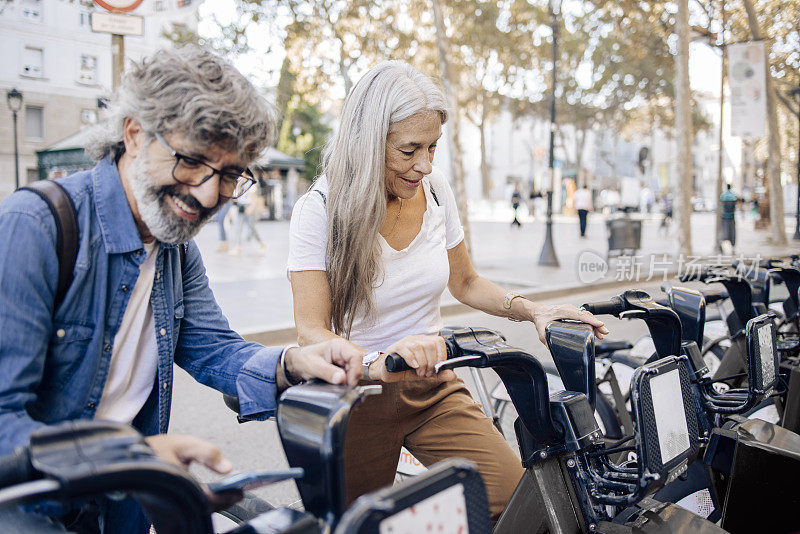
[129,151,220,244]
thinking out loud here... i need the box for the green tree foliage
[277,95,332,183]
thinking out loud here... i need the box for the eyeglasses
[154,133,256,199]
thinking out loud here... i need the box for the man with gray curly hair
[0,47,366,533]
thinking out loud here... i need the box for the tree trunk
[576,129,586,185]
[714,27,726,252]
[337,38,353,96]
[674,0,693,256]
[479,93,491,199]
[432,0,471,251]
[743,0,786,244]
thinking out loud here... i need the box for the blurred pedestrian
[216,201,232,252]
[510,184,522,228]
[574,184,593,237]
[639,186,654,214]
[658,191,673,236]
[720,183,738,249]
[527,189,540,220]
[600,187,620,214]
[232,183,266,255]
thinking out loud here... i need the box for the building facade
[0,0,200,199]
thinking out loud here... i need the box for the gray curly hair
[85,46,274,163]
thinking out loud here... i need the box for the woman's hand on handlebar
[529,302,609,343]
[378,335,457,382]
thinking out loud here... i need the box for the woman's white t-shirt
[287,167,465,352]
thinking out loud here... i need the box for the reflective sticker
[649,368,690,465]
[675,488,715,518]
[757,325,775,388]
[379,482,468,534]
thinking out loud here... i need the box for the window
[79,10,92,27]
[22,46,44,78]
[25,106,44,140]
[153,0,167,11]
[20,0,42,21]
[78,54,98,85]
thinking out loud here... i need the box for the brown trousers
[343,378,524,519]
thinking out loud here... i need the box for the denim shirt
[0,157,282,456]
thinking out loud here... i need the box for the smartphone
[207,467,304,493]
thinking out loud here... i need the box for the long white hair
[322,60,448,337]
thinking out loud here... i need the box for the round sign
[93,0,144,13]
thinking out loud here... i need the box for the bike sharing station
[2,258,800,532]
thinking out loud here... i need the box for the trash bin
[606,215,642,259]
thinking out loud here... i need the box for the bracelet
[503,292,524,322]
[280,344,304,385]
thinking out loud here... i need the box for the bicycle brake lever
[434,354,483,373]
[619,310,647,320]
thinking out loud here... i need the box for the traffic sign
[93,0,144,13]
[91,12,143,36]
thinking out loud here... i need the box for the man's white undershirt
[94,241,160,423]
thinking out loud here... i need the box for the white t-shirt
[94,242,160,423]
[287,167,465,351]
[574,188,593,211]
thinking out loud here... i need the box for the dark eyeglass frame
[154,133,256,199]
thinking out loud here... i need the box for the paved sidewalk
[197,210,798,342]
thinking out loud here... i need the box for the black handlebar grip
[0,448,33,488]
[581,298,623,317]
[385,339,458,373]
[385,353,412,373]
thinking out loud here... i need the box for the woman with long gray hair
[287,60,608,519]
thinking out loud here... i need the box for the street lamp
[6,88,23,191]
[538,0,561,267]
[792,86,800,241]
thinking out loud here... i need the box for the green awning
[36,128,95,180]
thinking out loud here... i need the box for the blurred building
[442,88,746,216]
[251,147,305,221]
[0,0,201,199]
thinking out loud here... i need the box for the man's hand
[283,338,366,386]
[372,335,457,383]
[145,434,233,473]
[145,434,240,512]
[525,301,610,344]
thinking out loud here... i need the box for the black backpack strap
[19,181,78,311]
[179,243,186,270]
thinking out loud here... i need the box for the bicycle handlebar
[583,290,683,359]
[385,353,412,372]
[387,327,565,448]
[581,296,625,317]
[384,340,454,373]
